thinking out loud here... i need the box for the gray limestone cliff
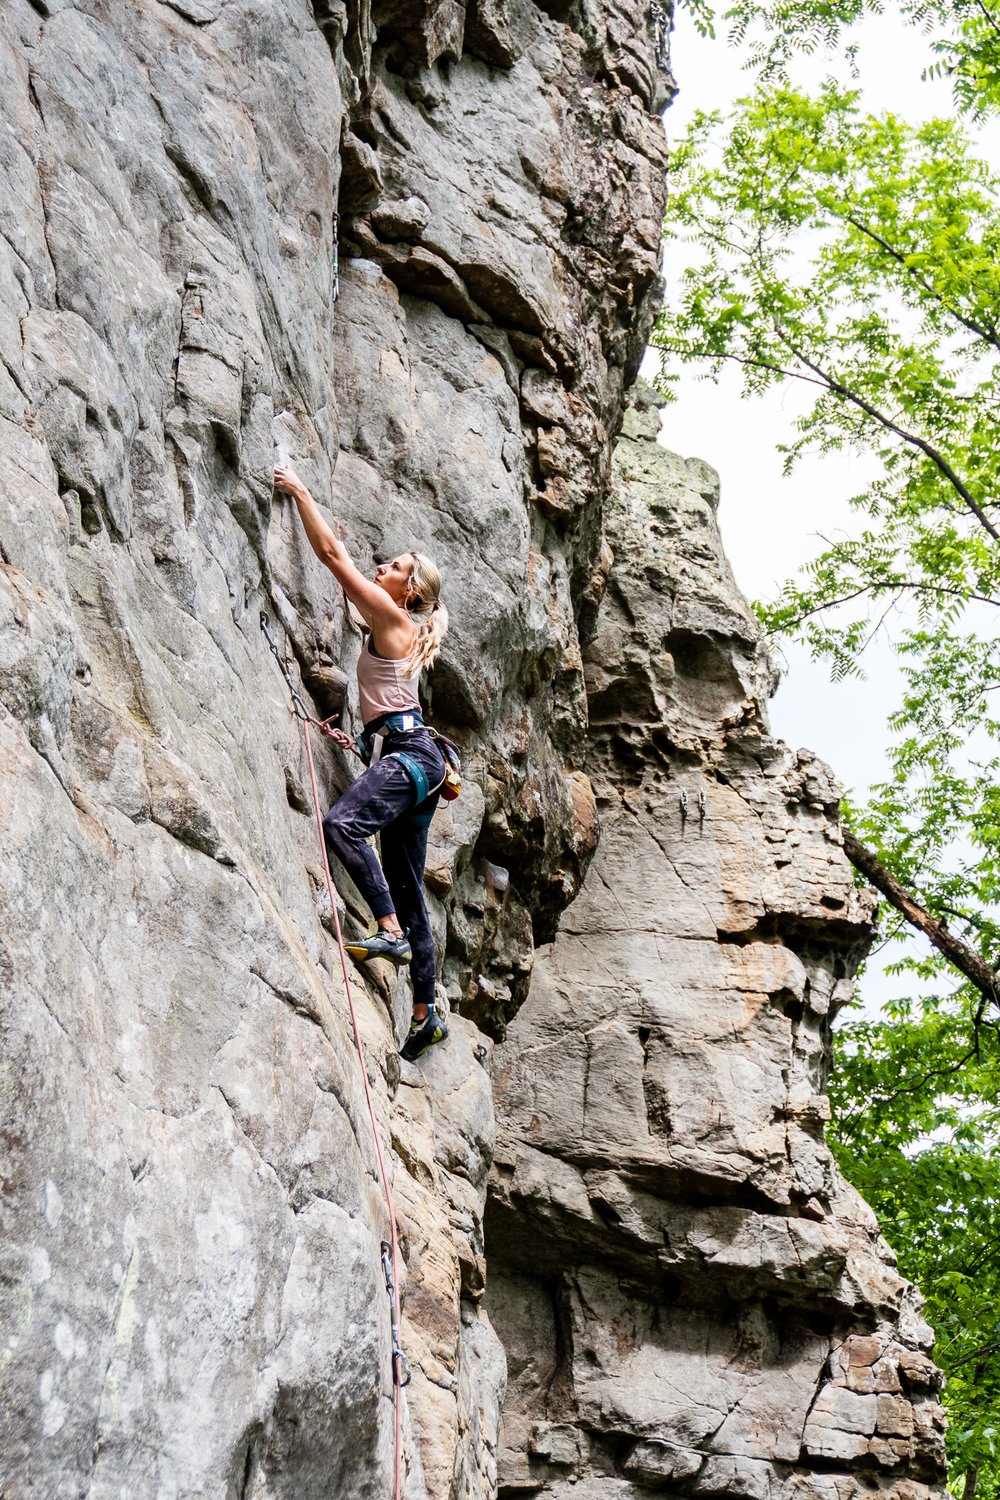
[487,390,948,1499]
[0,2,946,1499]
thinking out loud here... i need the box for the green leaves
[707,0,1000,117]
[830,1000,1000,1493]
[656,83,1000,968]
[661,14,1000,1492]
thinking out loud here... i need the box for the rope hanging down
[261,612,410,1497]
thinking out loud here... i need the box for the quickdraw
[381,1242,412,1389]
[651,0,670,69]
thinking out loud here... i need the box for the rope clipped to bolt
[260,612,360,751]
[260,611,410,1497]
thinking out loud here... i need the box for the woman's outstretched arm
[274,465,403,633]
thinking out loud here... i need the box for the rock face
[486,391,947,1499]
[0,4,946,1500]
[1,0,666,1495]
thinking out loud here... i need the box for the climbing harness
[356,709,426,766]
[356,709,460,806]
[260,611,409,1499]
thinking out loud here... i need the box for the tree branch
[965,1458,981,1500]
[860,588,904,650]
[770,578,1000,631]
[657,339,830,388]
[842,827,1000,1006]
[776,333,1000,542]
[844,213,1000,353]
[835,1043,979,1139]
[973,0,1000,41]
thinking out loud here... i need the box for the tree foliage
[657,1,1000,1490]
[728,0,1000,117]
[830,993,1000,1496]
[656,79,1000,985]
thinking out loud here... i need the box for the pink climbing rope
[259,610,408,1493]
[301,715,407,1500]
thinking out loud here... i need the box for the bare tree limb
[777,333,1000,542]
[770,578,1000,631]
[655,339,830,388]
[842,827,1000,1005]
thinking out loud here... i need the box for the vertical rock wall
[0,3,946,1500]
[1,0,666,1495]
[486,390,948,1499]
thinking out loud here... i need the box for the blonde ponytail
[404,552,448,675]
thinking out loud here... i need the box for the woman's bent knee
[323,806,350,850]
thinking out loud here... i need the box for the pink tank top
[356,637,421,728]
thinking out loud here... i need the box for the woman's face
[374,554,414,605]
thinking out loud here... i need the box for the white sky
[655,8,985,1010]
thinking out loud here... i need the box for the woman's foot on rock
[401,1008,449,1061]
[344,929,412,965]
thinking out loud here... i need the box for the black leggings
[323,730,444,1008]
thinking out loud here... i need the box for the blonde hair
[404,551,448,675]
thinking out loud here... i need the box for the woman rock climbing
[274,463,450,1062]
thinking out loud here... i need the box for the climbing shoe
[401,1008,449,1062]
[344,929,412,965]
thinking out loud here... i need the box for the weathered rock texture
[0,1,946,1498]
[1,0,666,1495]
[486,390,948,1499]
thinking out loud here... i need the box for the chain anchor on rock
[260,611,353,747]
[381,1241,412,1389]
[260,611,311,721]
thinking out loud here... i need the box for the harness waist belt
[357,711,425,766]
[366,709,424,735]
